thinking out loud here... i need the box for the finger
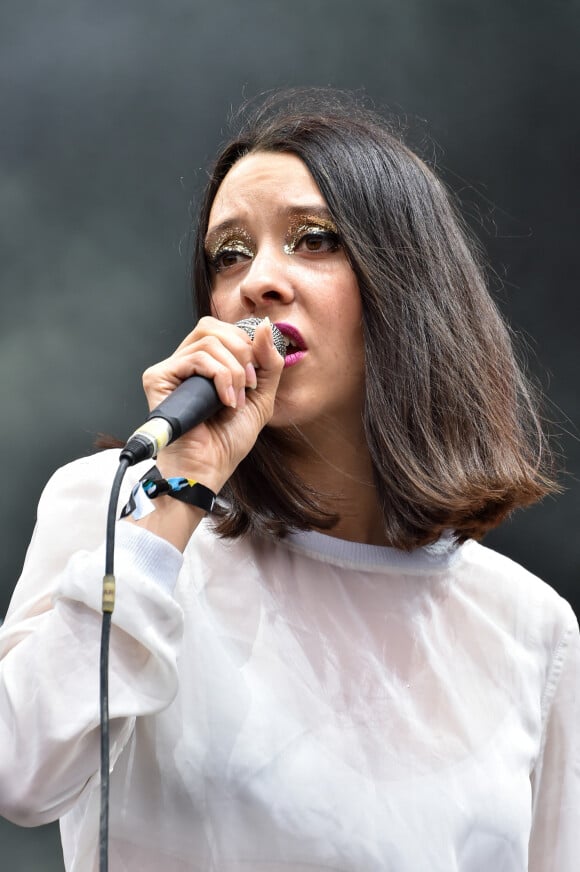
[246,320,285,424]
[252,318,286,373]
[181,316,254,361]
[144,344,248,411]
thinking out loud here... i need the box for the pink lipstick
[275,322,307,368]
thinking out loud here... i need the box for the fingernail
[263,316,275,346]
[227,386,237,408]
[245,362,258,389]
[237,387,246,408]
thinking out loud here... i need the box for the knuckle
[197,334,221,355]
[195,315,215,332]
[142,365,158,388]
[233,360,246,382]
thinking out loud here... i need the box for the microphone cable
[99,454,131,872]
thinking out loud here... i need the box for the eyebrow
[204,205,335,249]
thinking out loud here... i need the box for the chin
[270,382,327,426]
[267,406,300,430]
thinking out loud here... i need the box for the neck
[286,420,389,547]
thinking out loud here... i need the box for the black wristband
[143,465,216,512]
[120,465,217,518]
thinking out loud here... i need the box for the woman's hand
[125,317,284,550]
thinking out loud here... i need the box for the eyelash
[208,226,341,273]
[288,228,341,255]
[209,247,252,273]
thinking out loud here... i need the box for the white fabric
[0,449,578,871]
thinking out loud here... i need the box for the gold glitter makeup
[205,227,255,271]
[284,214,340,255]
[205,210,340,270]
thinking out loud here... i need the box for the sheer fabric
[0,450,578,871]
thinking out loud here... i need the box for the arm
[528,603,580,870]
[0,317,283,826]
[0,451,184,826]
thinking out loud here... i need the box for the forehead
[208,152,326,226]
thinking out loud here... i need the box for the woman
[1,89,578,871]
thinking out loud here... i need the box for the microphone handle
[120,376,222,466]
[147,375,222,441]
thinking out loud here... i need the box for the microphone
[120,318,287,465]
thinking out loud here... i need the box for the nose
[239,246,295,313]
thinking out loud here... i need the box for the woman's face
[206,151,365,434]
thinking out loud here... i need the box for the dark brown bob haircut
[191,88,557,548]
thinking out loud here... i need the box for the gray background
[1,1,578,868]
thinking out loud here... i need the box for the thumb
[253,317,286,380]
[248,317,285,425]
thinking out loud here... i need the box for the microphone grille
[236,317,287,359]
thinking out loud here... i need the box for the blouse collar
[281,528,466,574]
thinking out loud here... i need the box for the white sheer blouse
[0,449,578,871]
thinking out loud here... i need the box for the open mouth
[275,322,307,367]
[275,322,306,352]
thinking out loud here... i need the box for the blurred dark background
[1,0,578,867]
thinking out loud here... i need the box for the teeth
[283,336,291,348]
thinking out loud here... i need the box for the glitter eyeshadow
[205,227,255,264]
[283,215,339,255]
[205,214,339,265]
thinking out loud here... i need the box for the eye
[208,242,253,273]
[298,230,340,252]
[288,226,341,255]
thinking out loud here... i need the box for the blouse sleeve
[528,602,580,870]
[0,451,185,827]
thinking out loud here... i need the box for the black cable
[99,610,112,872]
[99,456,131,872]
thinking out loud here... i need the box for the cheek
[208,290,233,321]
[332,279,364,346]
[343,303,365,372]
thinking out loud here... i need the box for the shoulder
[457,538,578,660]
